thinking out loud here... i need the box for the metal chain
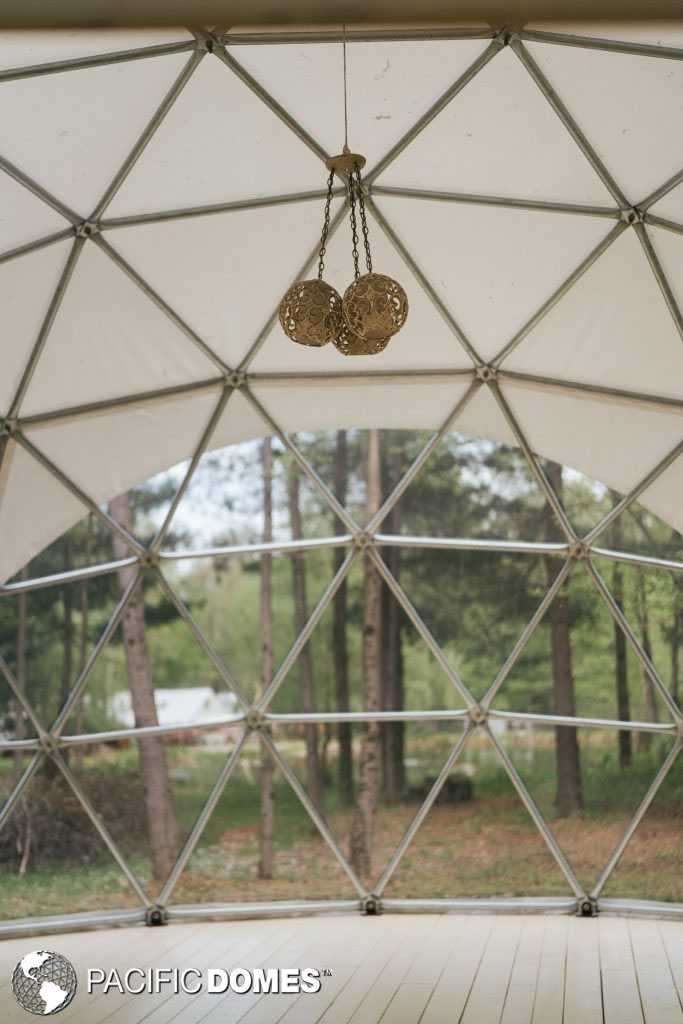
[317,170,335,281]
[349,171,360,281]
[355,166,373,274]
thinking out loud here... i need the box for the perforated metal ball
[278,279,343,347]
[333,320,391,356]
[342,273,408,341]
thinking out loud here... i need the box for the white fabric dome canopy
[2,22,683,584]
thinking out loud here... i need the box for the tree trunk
[545,462,582,816]
[380,439,405,803]
[610,500,632,768]
[635,569,658,751]
[350,430,382,879]
[333,430,353,805]
[14,566,32,874]
[672,578,682,708]
[110,492,179,882]
[60,536,74,766]
[74,514,92,768]
[287,456,323,815]
[259,437,275,879]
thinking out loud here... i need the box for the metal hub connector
[469,704,487,725]
[39,733,59,755]
[353,532,373,550]
[569,541,588,560]
[0,417,17,437]
[475,365,498,383]
[620,207,644,226]
[361,895,382,916]
[246,709,265,731]
[145,904,168,926]
[578,897,597,918]
[227,370,246,390]
[139,550,160,570]
[76,221,99,239]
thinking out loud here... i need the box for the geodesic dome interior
[1,21,683,930]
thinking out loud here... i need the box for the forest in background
[1,427,682,915]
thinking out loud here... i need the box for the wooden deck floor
[1,914,682,1023]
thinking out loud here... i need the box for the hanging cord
[317,170,335,280]
[343,23,349,150]
[355,166,373,274]
[348,170,361,280]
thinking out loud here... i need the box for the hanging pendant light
[278,25,408,355]
[278,171,343,347]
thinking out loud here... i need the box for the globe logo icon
[11,951,77,1015]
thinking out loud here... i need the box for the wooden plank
[460,919,521,1024]
[380,983,432,1023]
[602,970,643,1024]
[531,917,568,1023]
[420,917,492,1024]
[659,921,683,1005]
[600,916,643,1024]
[629,920,682,1024]
[500,918,544,1024]
[317,916,426,1024]
[564,917,602,1024]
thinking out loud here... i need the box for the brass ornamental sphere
[278,279,343,347]
[342,273,409,341]
[333,320,391,356]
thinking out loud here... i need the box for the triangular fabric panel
[0,757,146,919]
[497,722,677,894]
[0,29,193,71]
[647,226,683,344]
[637,453,683,541]
[382,726,573,898]
[504,228,683,401]
[250,207,470,373]
[108,200,342,369]
[500,379,683,501]
[249,380,470,435]
[380,46,613,205]
[526,40,683,205]
[0,240,74,416]
[370,196,610,362]
[0,172,70,253]
[0,52,192,214]
[107,54,325,218]
[0,440,86,583]
[22,241,220,416]
[600,745,683,902]
[24,389,220,540]
[233,37,491,178]
[649,179,683,224]
[448,384,518,449]
[170,732,359,904]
